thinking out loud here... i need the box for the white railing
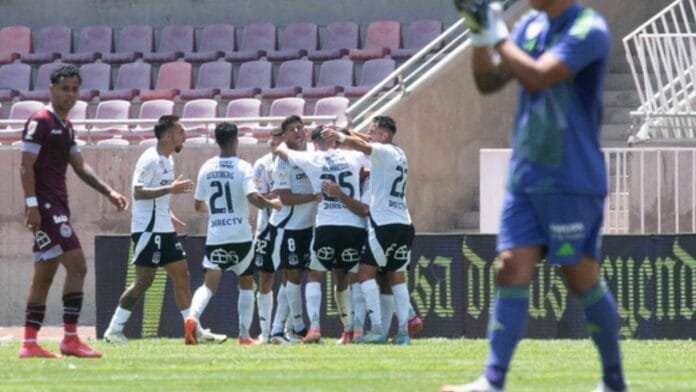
[623,0,696,142]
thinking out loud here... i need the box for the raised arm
[321,128,372,155]
[69,151,128,211]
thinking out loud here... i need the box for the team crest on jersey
[137,169,148,182]
[152,251,161,265]
[26,120,38,140]
[255,255,264,267]
[34,230,51,249]
[288,253,299,266]
[59,223,73,238]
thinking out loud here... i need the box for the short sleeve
[133,155,156,188]
[369,143,388,167]
[253,160,270,194]
[286,150,313,170]
[272,158,291,191]
[241,162,256,196]
[20,116,50,154]
[194,163,207,201]
[549,10,610,73]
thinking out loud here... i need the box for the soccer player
[103,115,197,345]
[321,116,415,345]
[274,125,368,343]
[186,122,280,345]
[18,64,129,359]
[442,1,626,391]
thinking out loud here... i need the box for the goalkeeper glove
[454,0,509,47]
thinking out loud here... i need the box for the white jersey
[269,157,317,230]
[253,152,275,235]
[131,147,176,233]
[367,143,412,225]
[194,156,256,245]
[287,149,368,228]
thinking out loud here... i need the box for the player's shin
[256,290,273,341]
[238,289,255,339]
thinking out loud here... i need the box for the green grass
[1,338,695,391]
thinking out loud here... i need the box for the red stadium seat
[303,59,354,99]
[139,61,192,101]
[86,99,131,142]
[225,23,276,62]
[78,62,111,101]
[391,20,443,59]
[67,100,88,134]
[226,98,262,134]
[180,61,233,100]
[261,59,313,99]
[102,25,153,64]
[308,21,359,61]
[126,99,174,141]
[312,96,349,128]
[349,21,401,61]
[100,62,152,101]
[267,22,318,61]
[19,62,67,101]
[219,60,271,100]
[0,26,32,64]
[143,25,194,63]
[184,24,236,63]
[344,58,395,98]
[0,63,31,101]
[62,26,113,64]
[181,98,217,136]
[260,97,306,137]
[0,100,44,143]
[21,26,71,64]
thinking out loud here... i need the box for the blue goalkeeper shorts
[496,191,605,264]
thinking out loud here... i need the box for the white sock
[351,282,366,333]
[380,294,395,334]
[335,287,352,332]
[257,291,273,339]
[107,306,132,333]
[191,285,213,334]
[392,283,410,335]
[408,302,416,319]
[238,289,254,339]
[361,279,382,332]
[271,285,288,335]
[305,282,322,329]
[285,281,305,332]
[180,308,191,320]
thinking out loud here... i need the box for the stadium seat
[0,26,32,64]
[181,99,217,136]
[390,20,443,59]
[100,62,151,101]
[225,98,262,134]
[344,58,396,98]
[185,135,214,145]
[0,63,31,101]
[62,26,113,64]
[96,137,130,146]
[180,61,232,100]
[303,59,354,99]
[0,100,43,143]
[67,100,88,133]
[143,25,194,63]
[238,133,259,144]
[19,62,67,101]
[219,60,271,100]
[139,61,192,101]
[102,25,154,64]
[139,137,158,147]
[86,99,131,142]
[184,24,236,63]
[349,21,401,61]
[267,22,318,61]
[308,21,359,61]
[78,62,111,101]
[256,97,305,138]
[127,99,174,141]
[261,59,313,99]
[225,23,276,62]
[312,96,349,128]
[21,26,72,64]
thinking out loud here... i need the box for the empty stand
[100,62,151,101]
[344,58,395,97]
[102,25,153,64]
[67,100,88,133]
[261,59,313,99]
[62,26,113,64]
[219,60,271,100]
[303,59,354,99]
[139,61,192,101]
[96,138,130,146]
[143,25,194,63]
[0,100,43,143]
[262,97,306,135]
[78,62,111,101]
[312,96,349,127]
[127,99,174,141]
[267,22,318,61]
[225,98,261,134]
[308,21,358,61]
[391,20,443,59]
[0,63,31,101]
[180,61,233,100]
[0,26,32,64]
[87,99,131,141]
[349,20,401,60]
[226,23,276,62]
[181,98,217,136]
[21,26,71,64]
[185,24,236,63]
[19,62,66,101]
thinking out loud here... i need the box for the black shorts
[275,226,313,270]
[203,241,254,276]
[364,219,415,272]
[310,226,366,272]
[254,226,277,273]
[131,232,187,268]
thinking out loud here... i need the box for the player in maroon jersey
[18,65,128,359]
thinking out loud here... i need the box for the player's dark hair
[281,115,303,132]
[50,64,82,85]
[215,121,238,147]
[154,115,180,139]
[372,115,397,134]
[310,125,324,141]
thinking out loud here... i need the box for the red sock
[64,323,78,339]
[24,326,39,343]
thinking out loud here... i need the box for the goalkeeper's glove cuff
[470,2,509,47]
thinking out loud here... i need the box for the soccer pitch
[1,338,694,391]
